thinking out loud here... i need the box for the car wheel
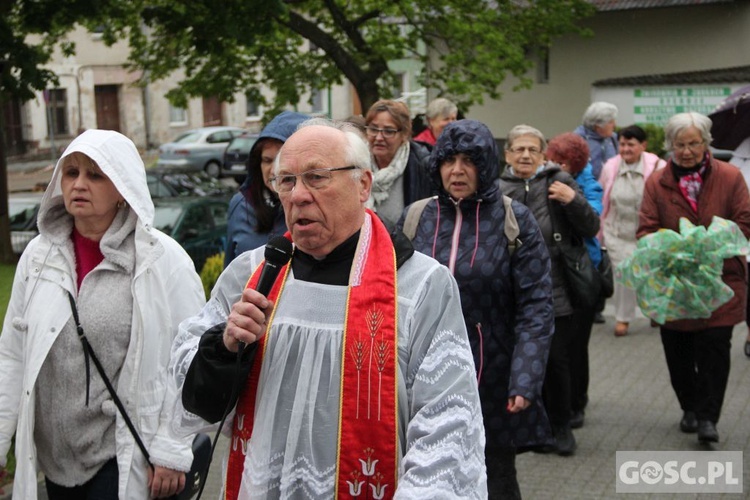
[205,161,221,179]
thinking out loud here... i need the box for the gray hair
[505,124,547,153]
[582,102,618,129]
[275,118,371,180]
[663,112,713,151]
[425,98,458,120]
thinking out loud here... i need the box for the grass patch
[0,264,16,489]
[0,264,15,320]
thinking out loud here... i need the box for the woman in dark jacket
[638,112,750,444]
[498,124,600,457]
[224,111,308,267]
[397,119,555,499]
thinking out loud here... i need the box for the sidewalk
[515,303,750,499]
[2,304,748,499]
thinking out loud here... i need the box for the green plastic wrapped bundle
[616,216,749,324]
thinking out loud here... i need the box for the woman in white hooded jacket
[0,130,205,498]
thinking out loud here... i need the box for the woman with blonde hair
[364,99,432,224]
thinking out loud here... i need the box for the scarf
[370,142,410,207]
[226,211,399,500]
[674,153,709,213]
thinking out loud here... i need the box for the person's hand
[148,465,186,498]
[548,180,576,205]
[506,395,531,414]
[223,288,274,352]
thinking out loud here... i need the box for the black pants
[570,307,595,413]
[660,326,732,423]
[543,314,576,425]
[486,447,521,499]
[45,457,119,500]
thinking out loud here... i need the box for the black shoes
[553,424,577,456]
[593,312,606,324]
[744,340,750,358]
[570,410,585,429]
[680,411,698,433]
[698,420,719,443]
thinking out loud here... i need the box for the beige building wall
[466,2,750,140]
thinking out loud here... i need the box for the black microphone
[255,235,294,296]
[237,236,294,352]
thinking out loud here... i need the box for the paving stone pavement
[7,304,749,499]
[514,303,750,499]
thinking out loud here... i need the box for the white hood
[38,129,154,228]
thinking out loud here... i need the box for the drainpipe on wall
[143,70,153,149]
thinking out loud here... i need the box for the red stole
[225,212,399,500]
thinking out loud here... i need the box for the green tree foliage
[1,0,120,263]
[100,0,595,114]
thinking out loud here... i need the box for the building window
[392,73,406,99]
[311,88,326,114]
[46,89,69,136]
[536,50,550,84]
[246,93,261,118]
[169,105,187,125]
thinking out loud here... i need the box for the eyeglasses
[365,126,401,139]
[673,141,705,153]
[269,166,359,193]
[508,146,542,155]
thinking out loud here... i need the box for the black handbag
[67,292,209,499]
[556,236,601,309]
[598,247,615,299]
[546,192,601,310]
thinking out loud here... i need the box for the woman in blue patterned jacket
[397,119,555,499]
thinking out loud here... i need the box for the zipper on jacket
[448,201,463,274]
[523,180,530,205]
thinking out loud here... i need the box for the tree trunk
[354,78,381,116]
[0,96,16,265]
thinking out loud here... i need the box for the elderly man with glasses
[170,118,488,499]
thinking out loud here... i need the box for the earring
[117,200,126,209]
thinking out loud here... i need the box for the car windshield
[227,137,257,152]
[173,132,202,144]
[152,206,184,235]
[8,200,39,229]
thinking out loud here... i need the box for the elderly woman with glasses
[638,112,750,444]
[498,125,600,457]
[364,99,433,225]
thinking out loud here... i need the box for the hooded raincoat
[0,130,205,498]
[224,111,309,266]
[397,120,555,449]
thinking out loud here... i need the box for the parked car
[147,169,236,199]
[156,126,245,178]
[8,192,43,255]
[222,132,259,183]
[152,197,229,271]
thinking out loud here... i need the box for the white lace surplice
[171,233,487,499]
